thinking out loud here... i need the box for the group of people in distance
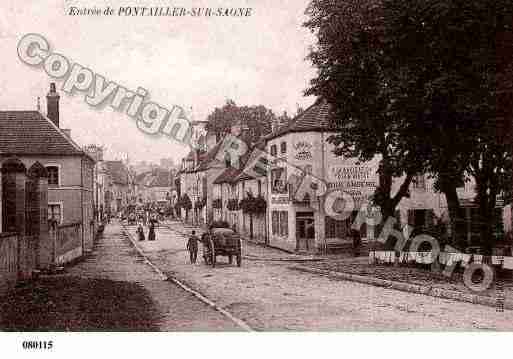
[136,219,200,264]
[136,218,157,242]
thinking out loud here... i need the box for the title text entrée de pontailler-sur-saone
[68,6,253,17]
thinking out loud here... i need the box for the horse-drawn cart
[202,227,242,267]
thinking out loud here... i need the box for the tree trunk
[476,177,498,255]
[374,157,414,249]
[439,174,465,249]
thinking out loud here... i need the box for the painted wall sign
[293,141,313,161]
[327,165,377,207]
[271,196,289,204]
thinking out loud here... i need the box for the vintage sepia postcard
[0,0,512,357]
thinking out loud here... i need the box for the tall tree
[205,100,275,145]
[382,0,513,251]
[305,0,513,251]
[304,0,426,236]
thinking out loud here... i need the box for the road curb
[122,225,254,332]
[290,264,513,311]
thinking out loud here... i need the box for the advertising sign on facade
[293,141,313,161]
[327,165,378,207]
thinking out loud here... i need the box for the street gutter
[121,225,254,332]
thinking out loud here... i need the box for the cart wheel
[228,255,233,264]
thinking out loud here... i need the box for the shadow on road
[0,276,160,331]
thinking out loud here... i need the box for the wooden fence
[0,233,18,295]
[0,233,38,296]
[52,222,83,266]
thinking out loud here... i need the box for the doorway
[296,212,315,251]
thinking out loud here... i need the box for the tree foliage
[239,193,267,215]
[304,0,513,250]
[304,0,425,223]
[205,100,274,144]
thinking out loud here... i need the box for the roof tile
[0,111,85,156]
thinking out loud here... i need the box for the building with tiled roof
[178,118,261,226]
[134,168,176,205]
[212,145,269,242]
[213,167,243,185]
[104,161,130,185]
[0,111,86,157]
[264,97,510,254]
[265,99,335,141]
[264,98,378,252]
[0,83,96,261]
[102,160,133,213]
[178,143,226,225]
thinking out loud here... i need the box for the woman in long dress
[148,219,156,241]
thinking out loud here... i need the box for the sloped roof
[147,169,173,187]
[135,171,150,183]
[213,167,243,184]
[0,111,87,157]
[213,142,257,184]
[195,141,224,172]
[233,147,267,182]
[265,99,336,141]
[136,169,174,188]
[104,161,129,185]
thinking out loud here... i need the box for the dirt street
[125,220,513,331]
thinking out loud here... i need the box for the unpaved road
[125,220,513,331]
[0,223,239,331]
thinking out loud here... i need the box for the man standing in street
[187,230,200,264]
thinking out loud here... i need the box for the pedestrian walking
[137,223,145,241]
[187,230,200,264]
[148,219,156,241]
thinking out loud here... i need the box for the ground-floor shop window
[272,210,288,237]
[325,211,367,238]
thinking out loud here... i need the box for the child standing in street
[187,231,200,264]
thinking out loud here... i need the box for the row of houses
[0,83,177,295]
[178,99,512,254]
[89,156,178,217]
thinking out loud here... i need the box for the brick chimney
[46,83,60,127]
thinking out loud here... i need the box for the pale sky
[0,0,316,164]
